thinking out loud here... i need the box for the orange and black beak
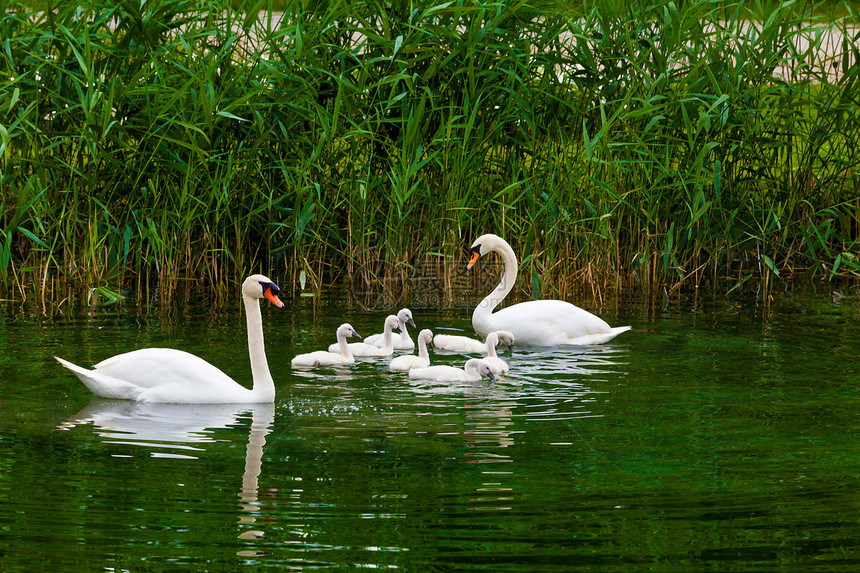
[262,282,284,308]
[466,245,482,270]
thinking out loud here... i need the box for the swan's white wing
[388,354,429,371]
[292,350,353,367]
[87,348,255,403]
[408,365,461,380]
[57,349,253,403]
[432,335,486,353]
[481,300,627,346]
[93,348,237,388]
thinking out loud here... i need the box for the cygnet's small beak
[351,330,362,339]
[407,317,417,328]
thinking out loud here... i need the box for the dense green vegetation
[1,0,858,305]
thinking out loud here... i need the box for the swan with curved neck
[468,234,631,346]
[55,275,284,403]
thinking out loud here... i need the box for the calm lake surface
[1,285,858,571]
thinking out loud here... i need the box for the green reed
[0,0,858,306]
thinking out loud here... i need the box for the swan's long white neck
[485,333,499,358]
[380,321,395,354]
[244,294,275,401]
[398,320,410,343]
[472,239,518,331]
[418,336,429,360]
[337,331,354,359]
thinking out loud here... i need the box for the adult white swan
[388,329,433,372]
[55,275,284,403]
[291,323,362,368]
[467,234,631,346]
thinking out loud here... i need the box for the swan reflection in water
[404,342,629,513]
[58,399,275,551]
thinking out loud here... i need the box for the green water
[1,288,858,571]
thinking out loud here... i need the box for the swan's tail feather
[55,356,143,400]
[55,356,90,377]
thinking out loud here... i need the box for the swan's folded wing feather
[489,300,624,346]
[388,354,429,371]
[292,350,353,367]
[93,348,237,390]
[409,365,455,380]
[432,335,485,353]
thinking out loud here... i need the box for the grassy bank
[1,0,858,307]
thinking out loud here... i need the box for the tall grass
[1,0,858,307]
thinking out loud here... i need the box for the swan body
[468,234,631,346]
[349,315,400,357]
[364,308,416,350]
[388,329,433,371]
[481,331,513,375]
[432,334,486,353]
[408,358,496,383]
[433,329,515,354]
[291,324,362,367]
[56,275,284,403]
